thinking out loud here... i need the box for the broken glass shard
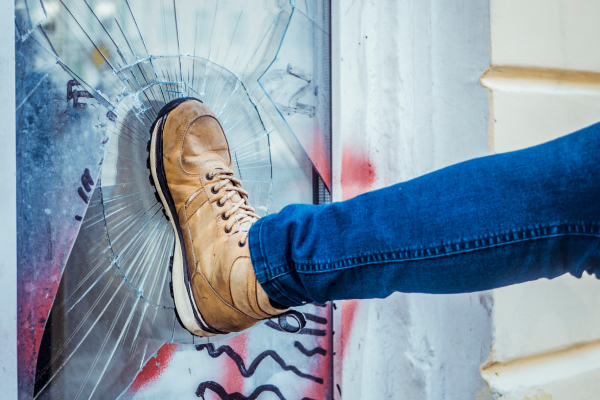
[16,0,332,398]
[259,7,331,188]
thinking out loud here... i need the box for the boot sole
[149,98,222,337]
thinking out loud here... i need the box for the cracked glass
[16,0,331,399]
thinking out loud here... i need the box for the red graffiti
[127,343,179,392]
[302,322,331,400]
[221,332,249,394]
[304,127,331,189]
[18,226,78,396]
[341,149,376,201]
[338,148,372,364]
[341,299,360,361]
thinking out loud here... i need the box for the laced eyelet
[224,227,231,234]
[205,173,213,181]
[211,186,219,194]
[221,213,230,221]
[238,241,246,247]
[216,199,224,207]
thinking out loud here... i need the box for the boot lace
[208,167,259,246]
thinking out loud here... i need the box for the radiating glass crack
[17,0,332,399]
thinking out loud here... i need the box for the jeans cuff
[259,279,301,307]
[248,216,304,307]
[248,216,270,283]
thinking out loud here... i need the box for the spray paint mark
[294,341,327,357]
[221,332,249,395]
[196,343,323,383]
[81,168,94,192]
[19,225,77,397]
[337,147,373,395]
[127,343,178,392]
[341,149,376,201]
[196,381,317,400]
[303,313,327,325]
[341,299,360,361]
[196,381,280,400]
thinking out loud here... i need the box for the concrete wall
[332,1,600,399]
[331,0,494,399]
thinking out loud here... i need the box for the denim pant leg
[248,123,600,307]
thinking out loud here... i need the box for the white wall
[0,1,17,397]
[333,1,600,399]
[332,0,493,399]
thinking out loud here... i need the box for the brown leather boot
[149,98,299,336]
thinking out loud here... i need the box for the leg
[250,123,600,306]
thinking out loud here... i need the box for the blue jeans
[248,123,600,307]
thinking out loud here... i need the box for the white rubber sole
[149,117,216,337]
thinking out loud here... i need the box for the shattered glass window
[16,0,331,398]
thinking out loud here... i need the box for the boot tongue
[202,157,229,174]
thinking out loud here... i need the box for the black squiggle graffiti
[81,168,94,192]
[195,381,316,400]
[196,381,284,400]
[294,341,327,357]
[265,321,326,337]
[196,344,323,384]
[303,313,327,325]
[66,79,94,108]
[76,168,94,206]
[78,187,89,204]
